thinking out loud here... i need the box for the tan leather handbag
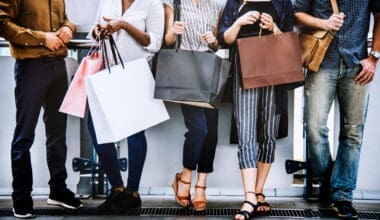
[299,0,339,72]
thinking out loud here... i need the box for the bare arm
[294,11,345,32]
[355,12,380,85]
[103,17,151,47]
[222,11,260,45]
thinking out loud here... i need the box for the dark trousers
[181,104,218,173]
[87,113,147,192]
[11,57,68,202]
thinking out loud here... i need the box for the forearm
[294,12,328,31]
[372,12,380,52]
[121,20,150,47]
[222,22,241,45]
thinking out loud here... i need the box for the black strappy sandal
[256,193,271,214]
[234,192,258,220]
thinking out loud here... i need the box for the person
[293,0,380,218]
[0,0,82,218]
[218,0,294,219]
[163,0,222,211]
[0,0,83,218]
[87,0,164,212]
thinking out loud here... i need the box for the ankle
[244,191,256,202]
[114,187,125,192]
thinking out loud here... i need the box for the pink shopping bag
[59,51,103,118]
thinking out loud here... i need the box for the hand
[355,57,377,85]
[201,31,216,44]
[323,12,345,31]
[172,21,186,35]
[56,26,73,44]
[102,17,124,35]
[92,24,108,40]
[259,13,274,31]
[45,32,65,51]
[235,11,260,27]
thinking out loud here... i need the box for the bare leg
[255,161,272,212]
[193,172,208,210]
[234,168,258,220]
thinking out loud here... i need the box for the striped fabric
[164,0,221,52]
[233,55,281,169]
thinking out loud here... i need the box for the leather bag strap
[173,0,181,50]
[330,0,339,14]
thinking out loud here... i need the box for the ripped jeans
[304,63,369,202]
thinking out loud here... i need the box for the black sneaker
[318,181,334,210]
[47,188,83,209]
[110,190,141,212]
[97,188,123,211]
[333,201,358,219]
[13,198,35,219]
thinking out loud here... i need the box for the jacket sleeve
[218,0,235,48]
[0,0,46,46]
[63,13,76,35]
[278,0,294,32]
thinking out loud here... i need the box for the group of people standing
[0,0,379,219]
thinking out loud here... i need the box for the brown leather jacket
[0,0,76,59]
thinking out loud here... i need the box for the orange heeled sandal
[172,172,191,208]
[192,185,207,211]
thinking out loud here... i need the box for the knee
[341,124,364,147]
[185,126,208,141]
[305,123,329,144]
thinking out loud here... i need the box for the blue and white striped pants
[233,66,281,169]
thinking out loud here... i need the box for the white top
[93,0,164,62]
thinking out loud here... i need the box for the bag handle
[330,0,339,15]
[174,0,181,51]
[101,36,125,74]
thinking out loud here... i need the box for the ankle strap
[256,193,265,199]
[195,185,206,189]
[176,173,191,185]
[244,191,256,195]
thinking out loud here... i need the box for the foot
[192,185,207,211]
[234,200,257,220]
[333,201,358,219]
[234,192,257,220]
[13,197,35,219]
[256,193,271,213]
[172,172,191,207]
[47,188,83,209]
[318,181,334,210]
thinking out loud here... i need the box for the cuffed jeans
[11,57,68,202]
[87,113,147,192]
[181,104,218,173]
[304,64,369,202]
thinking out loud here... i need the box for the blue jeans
[87,113,147,191]
[181,104,218,173]
[304,64,369,202]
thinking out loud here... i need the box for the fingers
[102,16,111,22]
[201,31,216,44]
[355,60,375,85]
[327,12,345,31]
[259,13,273,30]
[173,21,186,35]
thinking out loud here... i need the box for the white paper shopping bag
[86,58,170,144]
